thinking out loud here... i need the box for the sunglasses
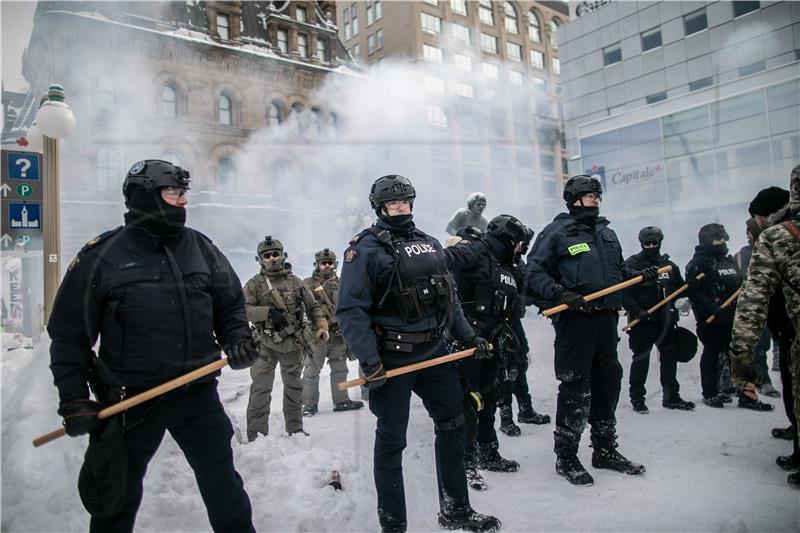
[261,251,281,259]
[161,187,189,201]
[319,260,334,267]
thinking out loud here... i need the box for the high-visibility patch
[567,243,590,256]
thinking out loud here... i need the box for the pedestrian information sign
[1,150,43,251]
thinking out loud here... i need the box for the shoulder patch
[349,234,361,245]
[80,226,123,253]
[344,249,359,263]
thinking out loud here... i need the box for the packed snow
[2,316,798,532]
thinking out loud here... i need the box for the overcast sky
[2,1,36,93]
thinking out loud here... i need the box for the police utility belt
[374,325,443,353]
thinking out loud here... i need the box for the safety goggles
[260,251,281,259]
[581,192,602,201]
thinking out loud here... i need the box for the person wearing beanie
[734,220,780,399]
[47,160,258,531]
[730,165,800,486]
[749,186,790,223]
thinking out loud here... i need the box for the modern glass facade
[578,77,799,253]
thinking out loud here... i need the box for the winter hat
[748,186,789,217]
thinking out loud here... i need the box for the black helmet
[256,235,284,257]
[638,226,664,244]
[314,248,337,268]
[369,175,416,213]
[563,174,602,205]
[456,225,485,241]
[123,159,190,200]
[487,214,529,246]
[698,223,729,246]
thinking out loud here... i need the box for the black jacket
[524,213,625,310]
[48,225,251,405]
[685,245,742,325]
[622,251,684,320]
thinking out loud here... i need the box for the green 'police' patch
[568,243,590,256]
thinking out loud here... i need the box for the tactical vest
[706,255,742,300]
[459,248,519,329]
[370,228,454,323]
[258,273,306,326]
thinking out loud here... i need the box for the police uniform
[445,227,522,479]
[685,225,743,405]
[49,161,255,532]
[243,241,326,439]
[622,250,687,408]
[301,252,363,413]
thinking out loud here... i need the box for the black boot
[772,426,795,440]
[703,395,725,408]
[631,399,649,414]
[555,454,594,486]
[738,393,774,412]
[438,508,501,532]
[591,448,646,475]
[662,397,696,411]
[465,451,487,491]
[517,398,551,424]
[333,399,365,412]
[499,405,521,437]
[789,471,800,486]
[302,403,318,417]
[776,453,800,471]
[478,442,520,472]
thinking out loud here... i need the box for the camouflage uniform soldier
[302,249,364,416]
[244,236,329,440]
[730,165,800,486]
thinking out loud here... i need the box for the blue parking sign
[7,153,41,181]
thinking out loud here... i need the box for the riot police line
[34,160,800,532]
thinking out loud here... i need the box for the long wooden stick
[623,272,706,332]
[705,287,742,324]
[542,266,673,317]
[32,358,229,448]
[338,346,485,391]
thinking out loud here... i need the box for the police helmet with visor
[369,175,416,214]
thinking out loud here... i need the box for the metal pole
[42,135,60,326]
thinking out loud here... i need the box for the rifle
[313,282,338,328]
[264,274,319,370]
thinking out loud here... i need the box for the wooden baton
[705,287,742,324]
[622,272,706,332]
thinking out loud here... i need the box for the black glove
[58,399,103,437]
[267,307,288,329]
[639,266,659,281]
[361,361,387,390]
[637,309,650,321]
[560,291,588,312]
[470,336,493,359]
[225,338,260,370]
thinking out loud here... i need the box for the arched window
[504,3,518,34]
[549,19,560,49]
[478,0,494,26]
[528,10,541,42]
[216,156,236,191]
[161,84,177,117]
[219,94,232,125]
[98,77,115,110]
[96,148,118,190]
[268,102,282,127]
[310,107,323,136]
[288,103,304,135]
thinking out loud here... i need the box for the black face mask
[569,205,599,225]
[378,212,414,230]
[642,246,661,259]
[700,242,728,256]
[124,186,186,238]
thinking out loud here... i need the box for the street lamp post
[36,84,75,325]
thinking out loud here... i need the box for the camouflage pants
[302,339,351,406]
[792,337,800,447]
[246,349,303,440]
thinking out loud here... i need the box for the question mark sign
[16,158,31,178]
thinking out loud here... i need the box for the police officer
[623,226,694,413]
[244,236,329,440]
[301,248,364,415]
[445,214,528,491]
[498,226,551,432]
[337,175,499,532]
[525,175,651,486]
[48,160,258,532]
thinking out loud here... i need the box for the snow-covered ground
[2,315,798,532]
